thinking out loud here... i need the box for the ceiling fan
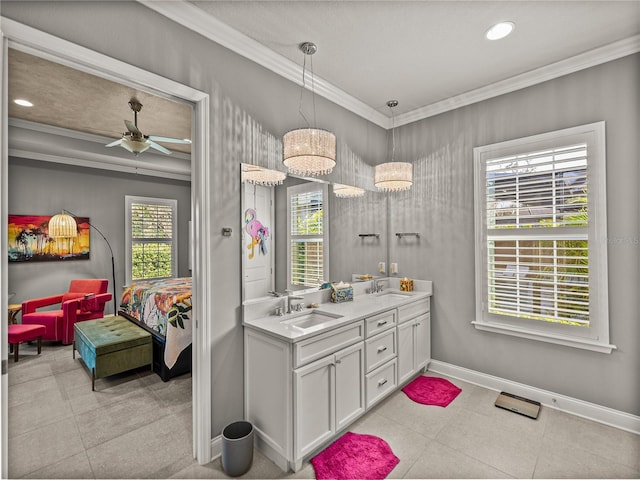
[105,98,191,156]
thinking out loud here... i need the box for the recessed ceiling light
[485,21,515,41]
[14,98,34,107]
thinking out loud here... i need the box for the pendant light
[333,184,365,198]
[375,100,412,192]
[283,42,336,177]
[241,164,286,187]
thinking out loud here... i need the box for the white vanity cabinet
[245,321,365,472]
[244,289,431,473]
[397,298,431,385]
[293,340,364,462]
[363,308,398,408]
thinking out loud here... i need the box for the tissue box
[331,285,353,303]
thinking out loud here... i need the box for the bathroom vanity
[243,279,432,472]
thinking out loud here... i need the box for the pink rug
[402,376,461,407]
[311,432,399,480]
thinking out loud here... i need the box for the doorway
[0,18,213,476]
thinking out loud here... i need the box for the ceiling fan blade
[105,138,123,148]
[125,119,142,136]
[148,135,192,144]
[148,140,172,155]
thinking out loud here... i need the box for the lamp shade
[374,162,413,192]
[283,128,336,176]
[333,183,365,198]
[242,165,286,186]
[48,213,78,238]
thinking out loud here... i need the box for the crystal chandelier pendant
[241,165,286,187]
[283,42,336,177]
[375,100,413,192]
[283,127,336,176]
[333,183,365,198]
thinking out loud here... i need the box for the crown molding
[138,0,390,129]
[140,1,640,131]
[395,34,640,127]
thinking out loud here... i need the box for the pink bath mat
[402,375,461,407]
[311,431,399,480]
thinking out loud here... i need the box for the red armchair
[21,279,112,345]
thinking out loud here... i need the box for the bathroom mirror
[241,164,388,302]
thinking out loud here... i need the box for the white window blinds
[486,144,589,326]
[288,185,327,288]
[125,196,177,283]
[473,122,613,353]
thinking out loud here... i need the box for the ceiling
[7,0,640,152]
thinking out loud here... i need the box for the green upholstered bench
[73,315,152,391]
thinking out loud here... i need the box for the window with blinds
[288,183,328,288]
[125,196,177,283]
[473,123,613,353]
[486,143,589,326]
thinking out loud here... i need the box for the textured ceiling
[8,49,193,154]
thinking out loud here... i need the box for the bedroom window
[287,182,329,288]
[125,196,177,284]
[473,122,614,353]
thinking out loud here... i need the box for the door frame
[0,17,213,475]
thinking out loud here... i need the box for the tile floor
[8,342,640,479]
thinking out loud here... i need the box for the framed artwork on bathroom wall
[8,214,90,262]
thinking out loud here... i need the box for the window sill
[471,321,616,354]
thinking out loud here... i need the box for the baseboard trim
[210,434,222,462]
[428,360,640,435]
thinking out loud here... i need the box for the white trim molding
[1,16,213,466]
[136,1,640,129]
[428,360,640,435]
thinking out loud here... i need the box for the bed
[119,277,192,381]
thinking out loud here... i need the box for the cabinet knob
[378,378,388,387]
[377,346,387,353]
[335,359,342,364]
[377,320,388,327]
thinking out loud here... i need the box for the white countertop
[243,288,431,342]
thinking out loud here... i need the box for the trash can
[221,420,254,477]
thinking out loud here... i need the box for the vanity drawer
[398,298,430,324]
[294,321,364,368]
[365,358,397,409]
[365,329,396,373]
[365,309,396,338]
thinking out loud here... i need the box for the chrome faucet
[372,278,387,294]
[286,292,305,314]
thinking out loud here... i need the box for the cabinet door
[335,342,365,431]
[293,356,334,459]
[414,313,431,370]
[397,320,415,385]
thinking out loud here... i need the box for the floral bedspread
[120,277,192,369]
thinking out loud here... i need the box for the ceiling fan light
[333,183,365,198]
[374,162,413,192]
[242,165,287,186]
[283,128,336,176]
[122,136,151,154]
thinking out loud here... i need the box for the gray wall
[8,158,191,315]
[1,0,387,438]
[3,1,637,446]
[388,53,640,415]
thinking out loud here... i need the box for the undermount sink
[280,310,343,330]
[375,291,413,300]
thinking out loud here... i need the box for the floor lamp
[48,210,117,314]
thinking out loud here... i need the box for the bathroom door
[243,183,275,300]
